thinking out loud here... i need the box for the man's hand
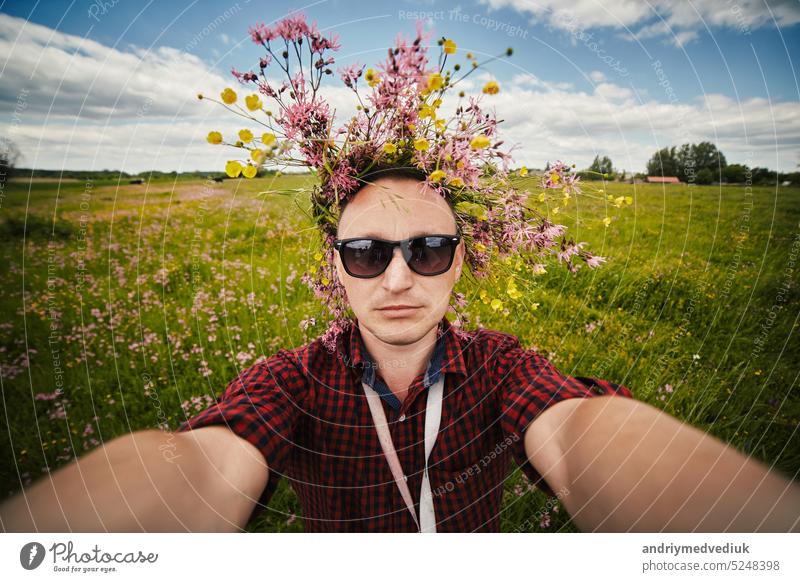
[524,395,800,532]
[0,426,269,532]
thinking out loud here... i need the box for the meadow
[1,173,798,532]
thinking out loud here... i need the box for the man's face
[334,176,465,346]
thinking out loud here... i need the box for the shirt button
[398,414,406,422]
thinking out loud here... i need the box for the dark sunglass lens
[342,240,391,277]
[407,236,454,275]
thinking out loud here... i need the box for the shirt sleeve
[491,334,634,498]
[174,348,309,523]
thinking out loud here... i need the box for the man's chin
[367,310,434,343]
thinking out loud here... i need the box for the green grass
[1,175,798,532]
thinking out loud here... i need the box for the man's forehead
[349,228,452,239]
[337,179,456,236]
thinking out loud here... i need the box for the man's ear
[334,249,345,282]
[455,240,465,279]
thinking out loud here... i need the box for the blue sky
[2,0,799,172]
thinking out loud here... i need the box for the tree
[675,142,727,183]
[695,168,713,185]
[646,146,678,178]
[0,138,22,187]
[749,167,775,185]
[589,155,614,176]
[723,163,749,183]
[580,155,615,181]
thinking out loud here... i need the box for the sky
[1,0,799,173]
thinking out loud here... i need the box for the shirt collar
[344,315,469,408]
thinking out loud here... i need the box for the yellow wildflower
[538,192,546,202]
[206,131,223,145]
[261,132,277,146]
[429,169,446,182]
[624,196,634,205]
[507,282,522,300]
[413,137,429,151]
[474,242,487,252]
[225,160,242,178]
[426,73,444,92]
[519,166,528,177]
[242,164,258,179]
[419,103,435,119]
[443,39,457,54]
[550,172,560,184]
[434,118,446,132]
[365,68,380,87]
[448,176,464,188]
[602,216,612,227]
[491,298,503,311]
[245,94,262,111]
[383,142,397,154]
[251,149,266,163]
[482,81,500,95]
[238,129,254,143]
[469,134,490,149]
[220,88,237,104]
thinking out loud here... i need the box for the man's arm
[0,426,269,532]
[524,395,800,532]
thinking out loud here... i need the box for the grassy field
[1,174,798,532]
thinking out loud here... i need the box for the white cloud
[479,0,800,46]
[589,70,606,83]
[0,12,797,173]
[0,13,358,173]
[0,13,227,120]
[481,77,800,172]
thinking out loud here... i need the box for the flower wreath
[198,12,629,350]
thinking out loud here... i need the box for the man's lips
[378,305,421,310]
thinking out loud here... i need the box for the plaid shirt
[176,316,633,532]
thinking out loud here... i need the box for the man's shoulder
[253,334,339,378]
[455,325,525,352]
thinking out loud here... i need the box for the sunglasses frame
[333,233,462,279]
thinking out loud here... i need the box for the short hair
[336,165,458,235]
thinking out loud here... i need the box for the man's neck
[358,321,439,404]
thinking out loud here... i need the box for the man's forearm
[549,397,800,532]
[0,429,258,532]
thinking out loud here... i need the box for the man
[2,169,799,532]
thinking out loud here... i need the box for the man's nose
[381,246,414,290]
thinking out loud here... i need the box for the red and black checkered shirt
[176,316,634,532]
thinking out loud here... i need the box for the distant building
[646,176,680,184]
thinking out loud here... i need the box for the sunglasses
[333,233,461,278]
